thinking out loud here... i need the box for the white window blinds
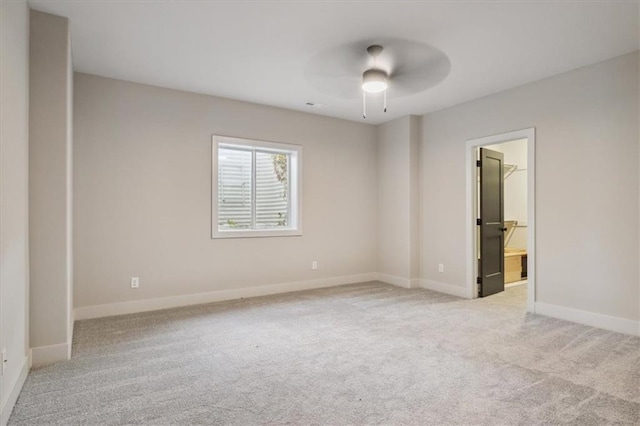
[218,147,290,230]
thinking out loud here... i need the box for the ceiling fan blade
[305,41,370,73]
[390,58,451,96]
[304,38,450,99]
[305,75,362,98]
[383,40,451,97]
[304,40,378,99]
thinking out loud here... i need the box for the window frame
[212,135,302,239]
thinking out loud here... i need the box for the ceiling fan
[361,45,388,118]
[304,39,451,119]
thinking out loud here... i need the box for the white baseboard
[535,301,639,336]
[71,273,639,337]
[0,354,29,426]
[376,273,411,288]
[74,272,378,320]
[31,342,72,368]
[69,309,75,354]
[419,279,469,298]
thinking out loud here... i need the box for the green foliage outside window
[272,153,288,200]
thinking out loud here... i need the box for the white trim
[637,11,640,338]
[211,134,303,239]
[68,312,74,359]
[211,228,303,239]
[376,273,413,289]
[0,354,29,426]
[637,42,640,338]
[30,342,71,368]
[465,128,536,312]
[74,272,378,320]
[535,302,639,337]
[419,279,469,298]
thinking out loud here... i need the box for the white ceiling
[29,0,639,124]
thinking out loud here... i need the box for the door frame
[465,128,536,312]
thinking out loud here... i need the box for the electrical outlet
[131,277,140,289]
[311,261,318,270]
[1,348,6,376]
[438,264,444,273]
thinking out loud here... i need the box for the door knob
[501,228,508,231]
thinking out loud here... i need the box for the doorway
[465,129,535,312]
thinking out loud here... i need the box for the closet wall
[486,139,527,249]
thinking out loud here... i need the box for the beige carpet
[9,282,640,425]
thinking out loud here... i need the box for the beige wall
[409,116,420,281]
[421,52,639,321]
[73,73,377,308]
[377,116,411,286]
[377,116,420,284]
[29,10,73,363]
[72,51,637,330]
[377,117,410,280]
[0,0,30,420]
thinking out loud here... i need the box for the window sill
[212,229,303,239]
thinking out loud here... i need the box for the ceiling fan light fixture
[362,68,388,93]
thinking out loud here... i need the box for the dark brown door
[479,147,505,297]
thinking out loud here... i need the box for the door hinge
[476,160,481,167]
[476,218,481,226]
[476,276,482,284]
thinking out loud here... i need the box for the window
[212,135,302,238]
